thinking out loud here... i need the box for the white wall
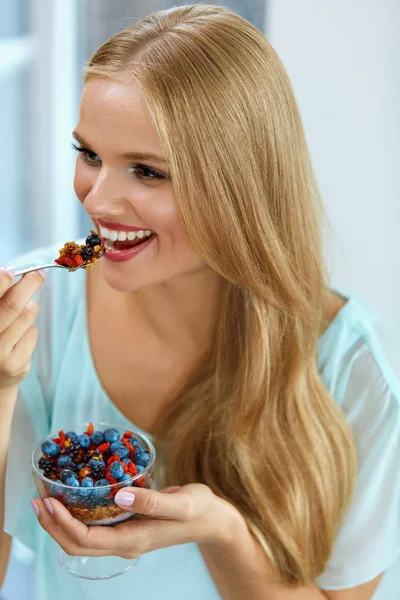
[267,0,400,326]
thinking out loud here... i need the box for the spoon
[13,254,104,277]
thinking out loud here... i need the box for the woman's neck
[93,262,224,353]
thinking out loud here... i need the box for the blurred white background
[0,1,399,598]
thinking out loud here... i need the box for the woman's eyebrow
[72,131,168,164]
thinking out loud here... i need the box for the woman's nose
[82,169,128,217]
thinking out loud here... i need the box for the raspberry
[39,456,59,479]
[81,246,94,261]
[39,456,56,471]
[89,458,106,480]
[64,437,81,458]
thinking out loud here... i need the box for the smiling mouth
[99,225,155,251]
[104,236,156,251]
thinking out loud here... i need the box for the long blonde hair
[84,4,357,584]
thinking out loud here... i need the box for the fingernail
[115,491,135,507]
[31,500,40,517]
[0,267,15,278]
[44,498,53,514]
[38,269,46,279]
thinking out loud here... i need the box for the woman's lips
[97,218,146,232]
[103,234,156,263]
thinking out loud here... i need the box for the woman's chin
[101,265,150,293]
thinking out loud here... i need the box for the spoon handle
[14,264,68,277]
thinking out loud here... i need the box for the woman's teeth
[99,225,153,242]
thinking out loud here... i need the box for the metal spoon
[14,254,104,277]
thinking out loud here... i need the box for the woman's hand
[0,268,45,391]
[33,484,244,558]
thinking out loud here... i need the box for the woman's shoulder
[316,292,400,591]
[319,288,400,407]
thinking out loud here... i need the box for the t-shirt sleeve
[316,334,400,590]
[3,248,55,552]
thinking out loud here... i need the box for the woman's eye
[71,143,101,165]
[71,143,167,181]
[130,165,167,181]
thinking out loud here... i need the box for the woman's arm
[32,482,384,600]
[0,386,18,566]
[0,533,12,590]
[199,504,383,600]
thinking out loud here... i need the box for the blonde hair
[84,4,357,584]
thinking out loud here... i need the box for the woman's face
[73,78,206,292]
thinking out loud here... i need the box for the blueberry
[78,463,86,471]
[114,446,130,460]
[81,477,94,487]
[130,436,140,447]
[41,440,61,457]
[78,434,91,449]
[109,461,124,480]
[119,473,132,484]
[49,483,64,498]
[136,465,144,473]
[65,431,78,441]
[109,441,124,454]
[65,477,80,487]
[104,428,120,444]
[86,234,102,248]
[134,449,150,467]
[122,458,131,466]
[95,478,109,487]
[57,455,72,468]
[60,469,78,483]
[81,246,94,261]
[91,431,104,445]
[93,479,109,500]
[79,477,94,498]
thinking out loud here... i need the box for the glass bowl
[31,422,156,579]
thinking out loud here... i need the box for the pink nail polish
[44,498,53,514]
[38,269,46,279]
[31,500,39,517]
[0,267,15,278]
[115,491,135,507]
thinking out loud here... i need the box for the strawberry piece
[128,463,137,476]
[73,254,84,266]
[97,442,110,453]
[55,257,76,268]
[87,422,94,436]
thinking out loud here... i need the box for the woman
[0,5,399,600]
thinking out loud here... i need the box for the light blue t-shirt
[4,245,400,600]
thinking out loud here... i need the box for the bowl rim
[31,422,156,490]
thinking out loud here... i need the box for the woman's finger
[0,268,15,298]
[33,499,107,557]
[0,271,44,334]
[0,301,39,354]
[41,498,140,554]
[114,484,214,521]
